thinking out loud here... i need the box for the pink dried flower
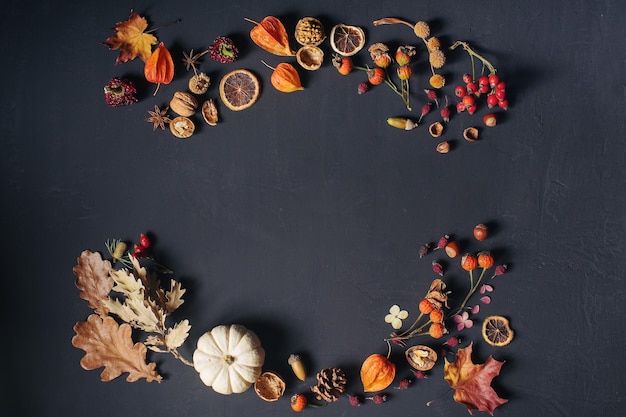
[389,332,407,347]
[493,264,507,278]
[348,394,362,406]
[395,378,412,390]
[357,82,369,95]
[471,304,480,314]
[432,261,444,276]
[412,370,428,379]
[480,284,494,294]
[368,394,387,405]
[436,235,450,250]
[424,89,439,107]
[454,311,473,331]
[444,336,460,347]
[480,296,491,304]
[419,243,431,258]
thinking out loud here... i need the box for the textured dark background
[1,0,624,416]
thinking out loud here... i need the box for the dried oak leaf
[72,314,163,383]
[73,250,113,317]
[103,11,158,64]
[444,343,508,415]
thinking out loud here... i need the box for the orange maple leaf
[72,314,163,383]
[444,343,508,415]
[103,11,157,64]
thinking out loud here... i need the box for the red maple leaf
[444,343,508,415]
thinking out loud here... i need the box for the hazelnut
[483,113,497,127]
[169,91,198,116]
[463,126,479,142]
[169,116,195,138]
[188,73,211,94]
[296,45,324,71]
[436,141,450,154]
[428,121,444,137]
[201,99,219,126]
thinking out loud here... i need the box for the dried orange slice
[219,69,260,111]
[329,24,365,56]
[482,315,514,347]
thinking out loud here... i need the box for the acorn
[387,117,418,130]
[288,354,307,381]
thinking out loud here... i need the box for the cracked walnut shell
[169,116,195,138]
[295,17,326,46]
[406,345,437,371]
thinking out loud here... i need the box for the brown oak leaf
[444,343,508,415]
[72,314,163,383]
[102,11,157,64]
[73,250,113,317]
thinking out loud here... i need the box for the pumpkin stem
[223,354,235,365]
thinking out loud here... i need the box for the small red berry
[440,105,450,122]
[498,99,509,110]
[462,73,473,84]
[488,74,499,88]
[436,235,450,249]
[290,394,307,412]
[369,394,387,405]
[357,82,369,94]
[479,84,490,94]
[132,244,146,258]
[456,101,466,113]
[466,82,478,94]
[445,336,460,347]
[462,95,476,108]
[495,89,506,101]
[139,233,151,248]
[494,264,508,276]
[348,395,362,406]
[454,85,467,98]
[396,378,412,390]
[478,76,489,87]
[486,93,499,108]
[467,104,477,115]
[496,81,506,91]
[432,261,444,276]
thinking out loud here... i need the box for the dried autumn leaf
[247,16,295,56]
[73,250,113,317]
[72,314,163,383]
[165,279,186,313]
[144,42,175,95]
[164,319,191,350]
[102,11,158,64]
[443,343,508,415]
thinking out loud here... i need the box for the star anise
[145,105,171,131]
[182,49,208,75]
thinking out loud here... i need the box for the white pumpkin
[193,324,265,394]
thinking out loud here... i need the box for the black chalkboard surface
[2,0,624,416]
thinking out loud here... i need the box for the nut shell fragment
[463,127,479,142]
[405,345,438,371]
[169,116,195,138]
[436,141,450,153]
[296,45,324,71]
[429,121,444,137]
[202,99,219,126]
[254,371,286,402]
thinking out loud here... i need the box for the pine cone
[310,368,347,402]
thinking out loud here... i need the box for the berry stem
[146,18,182,34]
[450,267,489,317]
[449,41,497,78]
[372,17,414,29]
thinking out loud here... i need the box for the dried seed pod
[288,354,307,381]
[294,17,326,46]
[428,121,444,137]
[201,99,218,126]
[264,62,304,92]
[170,91,198,116]
[406,345,437,371]
[188,72,211,94]
[463,127,479,142]
[169,116,195,138]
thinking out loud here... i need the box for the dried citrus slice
[329,24,365,56]
[482,315,514,347]
[219,69,260,111]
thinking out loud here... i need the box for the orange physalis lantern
[360,353,396,392]
[246,16,295,56]
[144,42,174,95]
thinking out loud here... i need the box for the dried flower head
[414,21,430,38]
[429,48,446,68]
[385,304,409,329]
[426,36,441,51]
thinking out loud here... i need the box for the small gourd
[193,324,265,395]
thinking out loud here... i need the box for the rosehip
[139,233,151,248]
[478,251,495,269]
[454,85,467,98]
[486,93,499,108]
[461,253,478,271]
[488,73,499,88]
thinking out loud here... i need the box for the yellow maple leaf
[103,11,157,64]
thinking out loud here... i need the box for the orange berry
[397,66,412,80]
[333,55,354,75]
[419,298,435,314]
[291,394,307,412]
[429,309,444,323]
[367,67,386,85]
[428,322,445,339]
[461,253,478,271]
[478,251,494,269]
